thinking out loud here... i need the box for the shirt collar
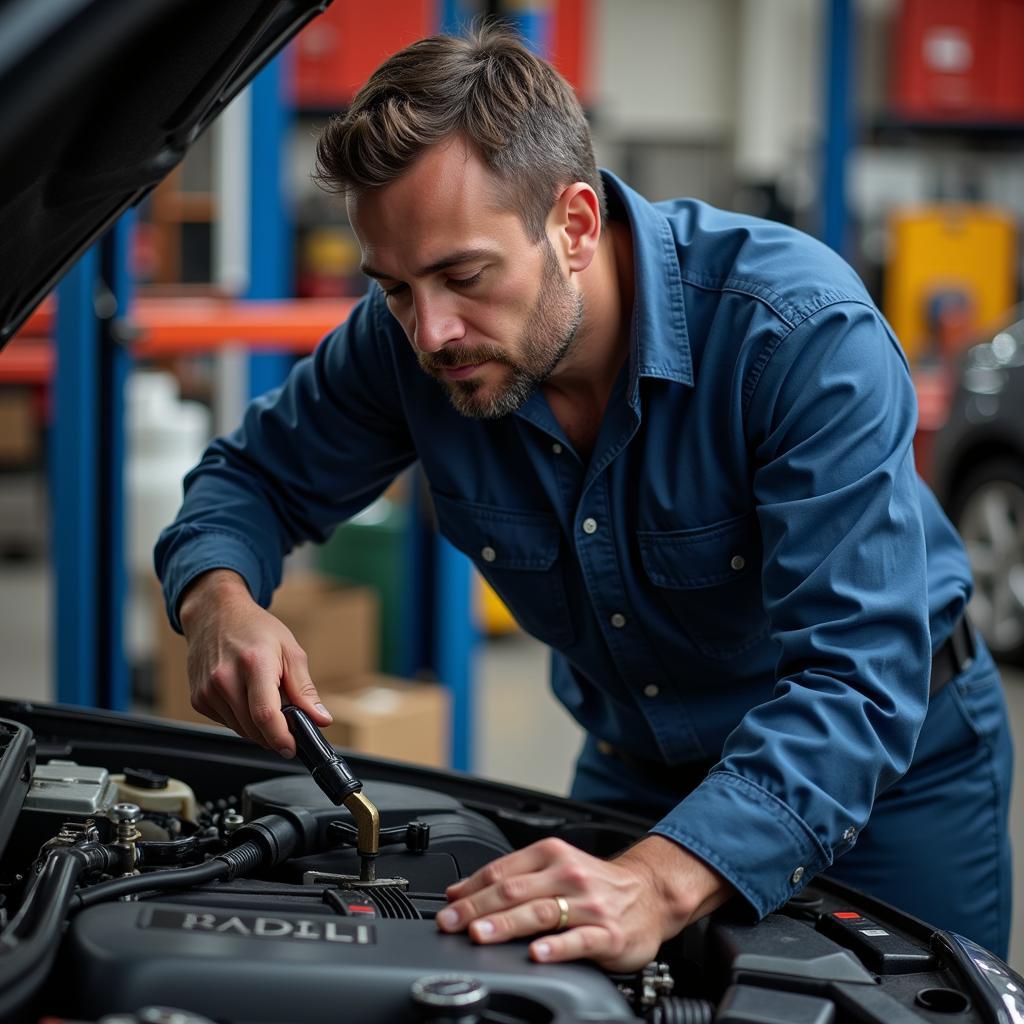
[601,170,693,397]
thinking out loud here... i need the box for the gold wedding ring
[554,895,570,931]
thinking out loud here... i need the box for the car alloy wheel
[951,458,1024,665]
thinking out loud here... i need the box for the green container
[316,497,408,675]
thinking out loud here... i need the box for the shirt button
[842,826,857,842]
[790,866,805,885]
[481,546,497,563]
[643,684,659,698]
[730,554,746,571]
[610,612,627,629]
[582,518,598,535]
[552,442,563,455]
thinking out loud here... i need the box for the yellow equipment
[884,205,1017,362]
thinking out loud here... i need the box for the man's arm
[643,300,932,920]
[156,293,417,743]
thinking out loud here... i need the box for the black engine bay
[0,699,1019,1024]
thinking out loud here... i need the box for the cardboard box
[321,675,450,769]
[266,574,379,690]
[155,571,380,725]
[0,389,39,466]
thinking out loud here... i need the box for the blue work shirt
[156,171,973,919]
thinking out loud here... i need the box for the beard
[418,242,584,420]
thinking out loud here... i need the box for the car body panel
[931,316,1024,661]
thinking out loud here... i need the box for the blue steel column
[98,216,134,711]
[53,218,134,710]
[430,2,554,771]
[432,0,492,772]
[435,533,476,772]
[248,52,294,399]
[822,0,853,256]
[53,248,101,707]
[439,0,472,34]
[503,0,553,56]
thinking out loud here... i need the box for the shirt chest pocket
[637,513,769,660]
[432,493,574,649]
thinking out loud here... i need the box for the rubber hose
[0,848,87,1019]
[219,840,263,877]
[649,996,715,1024]
[73,854,231,911]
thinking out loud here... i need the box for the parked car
[930,314,1024,664]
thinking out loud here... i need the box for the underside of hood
[0,0,331,347]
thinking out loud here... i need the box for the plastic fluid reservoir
[111,768,199,823]
[125,370,211,666]
[127,370,210,578]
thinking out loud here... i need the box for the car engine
[0,703,1020,1024]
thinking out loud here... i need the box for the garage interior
[3,0,1024,982]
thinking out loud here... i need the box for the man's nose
[411,292,463,353]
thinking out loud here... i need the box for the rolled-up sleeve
[651,300,931,916]
[155,292,416,631]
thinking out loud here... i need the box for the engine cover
[64,900,634,1022]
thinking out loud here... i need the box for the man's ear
[549,183,601,274]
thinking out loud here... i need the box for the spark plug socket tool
[282,704,380,881]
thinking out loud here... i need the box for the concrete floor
[2,554,1022,971]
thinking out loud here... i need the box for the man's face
[348,138,583,419]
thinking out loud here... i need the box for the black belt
[930,612,975,696]
[600,613,975,783]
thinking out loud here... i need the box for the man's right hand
[178,569,333,757]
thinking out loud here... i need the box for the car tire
[949,457,1024,666]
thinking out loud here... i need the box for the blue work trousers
[570,640,1013,958]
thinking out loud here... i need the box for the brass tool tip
[343,790,381,857]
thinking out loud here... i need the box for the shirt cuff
[160,530,267,633]
[649,769,831,918]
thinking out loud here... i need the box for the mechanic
[156,26,1013,969]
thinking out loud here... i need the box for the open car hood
[0,0,329,348]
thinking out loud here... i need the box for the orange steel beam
[0,338,52,384]
[129,298,358,355]
[15,299,55,337]
[3,297,360,381]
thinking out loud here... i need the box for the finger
[466,895,581,946]
[203,690,256,743]
[191,692,226,727]
[246,665,296,757]
[280,644,333,727]
[199,682,262,745]
[194,661,266,746]
[189,670,231,727]
[441,870,558,931]
[201,665,271,747]
[531,925,612,965]
[446,840,565,901]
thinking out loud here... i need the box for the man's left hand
[436,834,734,970]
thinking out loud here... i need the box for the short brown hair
[313,23,605,241]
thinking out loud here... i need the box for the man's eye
[449,269,484,290]
[382,282,407,299]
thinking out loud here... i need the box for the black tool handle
[281,704,362,805]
